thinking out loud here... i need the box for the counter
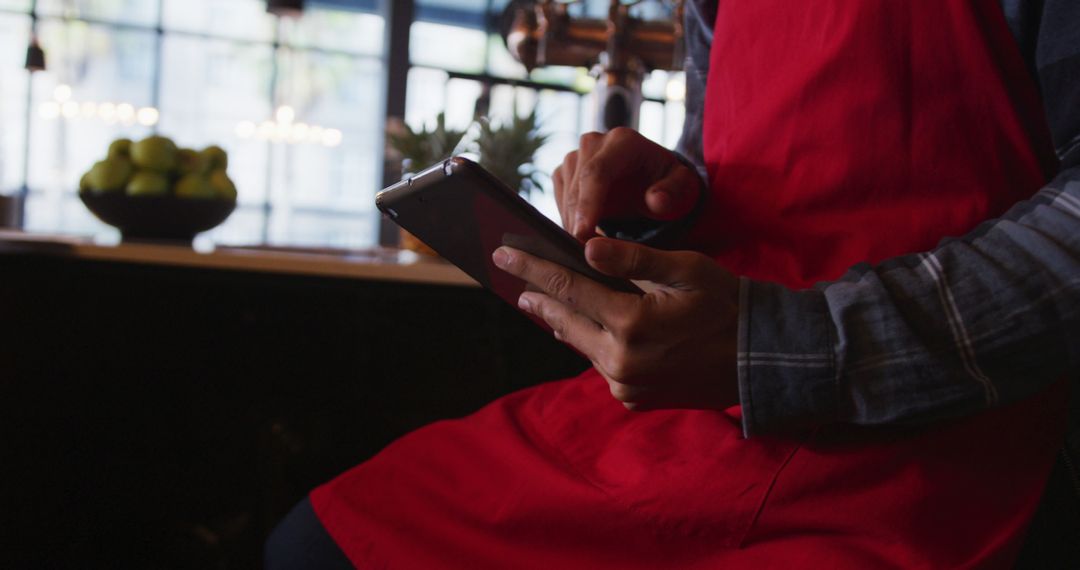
[0,229,476,286]
[0,230,583,569]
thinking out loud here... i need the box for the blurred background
[0,2,690,567]
[0,0,687,248]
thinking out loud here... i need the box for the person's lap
[280,369,1066,569]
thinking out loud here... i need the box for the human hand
[492,237,739,411]
[554,127,703,242]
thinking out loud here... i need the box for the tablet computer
[376,157,642,321]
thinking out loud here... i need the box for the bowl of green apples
[79,136,238,243]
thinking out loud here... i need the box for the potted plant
[386,112,469,175]
[474,108,549,198]
[385,108,549,255]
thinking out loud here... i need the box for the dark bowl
[80,192,236,243]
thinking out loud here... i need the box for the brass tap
[505,0,685,131]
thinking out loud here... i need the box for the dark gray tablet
[376,157,642,320]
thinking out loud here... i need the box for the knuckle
[608,126,636,143]
[577,162,601,184]
[579,132,602,148]
[563,150,578,168]
[606,304,641,339]
[544,270,574,300]
[620,314,648,345]
[603,348,634,383]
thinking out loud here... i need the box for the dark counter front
[0,245,587,568]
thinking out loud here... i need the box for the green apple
[174,173,216,199]
[107,138,132,159]
[208,169,237,200]
[79,171,92,193]
[176,148,207,176]
[200,145,228,171]
[131,135,178,172]
[87,157,133,193]
[126,170,170,197]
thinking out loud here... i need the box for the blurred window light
[38,101,60,119]
[53,83,71,102]
[136,107,160,126]
[61,100,80,118]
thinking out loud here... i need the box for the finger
[518,292,608,357]
[573,132,644,238]
[493,246,635,325]
[567,132,605,239]
[584,238,712,286]
[642,165,702,221]
[557,151,579,231]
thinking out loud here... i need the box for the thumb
[584,238,709,286]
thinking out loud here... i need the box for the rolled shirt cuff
[737,277,841,437]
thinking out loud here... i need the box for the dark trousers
[265,497,354,569]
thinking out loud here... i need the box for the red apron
[311,2,1066,568]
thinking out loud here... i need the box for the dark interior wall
[0,252,587,569]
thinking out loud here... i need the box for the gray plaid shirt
[674,0,1080,437]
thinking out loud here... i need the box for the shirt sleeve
[737,0,1080,437]
[739,166,1080,436]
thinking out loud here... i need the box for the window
[3,0,686,246]
[0,12,30,194]
[5,0,387,248]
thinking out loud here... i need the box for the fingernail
[517,295,532,312]
[492,248,510,269]
[573,214,588,237]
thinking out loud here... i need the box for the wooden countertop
[0,230,478,287]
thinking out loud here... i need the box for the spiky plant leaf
[474,108,549,197]
[386,112,468,172]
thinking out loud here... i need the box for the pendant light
[266,0,304,18]
[25,36,46,72]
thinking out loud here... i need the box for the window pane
[416,0,487,28]
[579,94,596,133]
[206,205,266,246]
[0,0,30,11]
[163,0,275,42]
[664,101,685,149]
[637,100,665,145]
[23,193,113,237]
[27,21,156,200]
[266,49,384,247]
[410,21,485,73]
[641,69,669,100]
[268,209,378,249]
[444,77,482,129]
[531,90,583,224]
[36,0,159,26]
[0,13,29,194]
[285,6,384,55]
[530,66,594,92]
[404,67,449,131]
[271,51,382,208]
[487,84,538,125]
[487,34,526,79]
[158,35,273,206]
